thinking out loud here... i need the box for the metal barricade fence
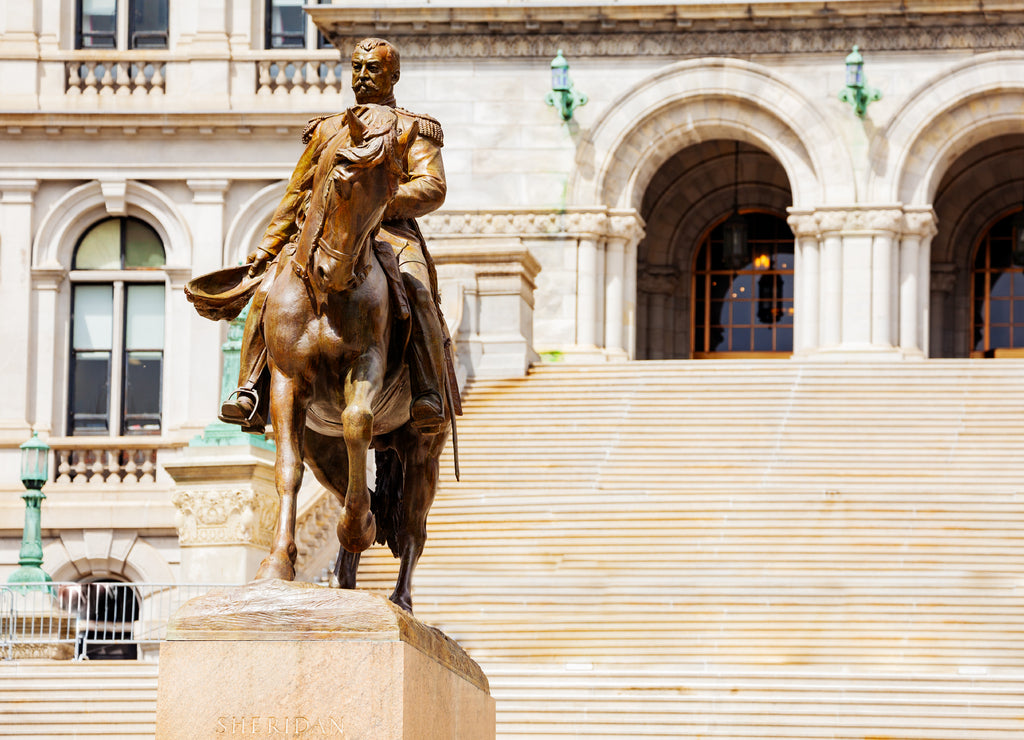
[0,582,230,661]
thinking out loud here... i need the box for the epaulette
[301,114,331,145]
[396,108,444,147]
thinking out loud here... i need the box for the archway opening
[929,133,1024,357]
[635,140,793,359]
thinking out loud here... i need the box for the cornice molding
[311,3,1024,59]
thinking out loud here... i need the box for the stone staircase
[5,359,1024,738]
[0,662,158,738]
[355,359,1024,738]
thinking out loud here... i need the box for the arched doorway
[928,133,1024,357]
[636,140,793,359]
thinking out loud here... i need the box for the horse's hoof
[254,553,295,581]
[389,592,413,614]
[338,510,377,554]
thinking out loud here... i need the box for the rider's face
[351,47,396,104]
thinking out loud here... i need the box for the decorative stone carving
[327,23,1024,60]
[172,488,278,548]
[904,209,939,238]
[421,208,641,241]
[608,211,646,243]
[787,211,820,238]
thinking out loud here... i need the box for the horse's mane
[331,104,406,186]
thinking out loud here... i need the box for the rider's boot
[406,285,446,434]
[219,319,268,434]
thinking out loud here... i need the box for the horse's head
[307,104,417,303]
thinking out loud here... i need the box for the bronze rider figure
[219,37,449,435]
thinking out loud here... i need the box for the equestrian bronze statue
[186,39,458,614]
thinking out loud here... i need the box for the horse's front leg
[337,351,383,554]
[254,368,308,581]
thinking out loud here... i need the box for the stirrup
[219,388,260,425]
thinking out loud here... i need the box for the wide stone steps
[348,360,1024,737]
[0,663,159,738]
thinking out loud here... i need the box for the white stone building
[2,0,1024,734]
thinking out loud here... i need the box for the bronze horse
[250,104,450,613]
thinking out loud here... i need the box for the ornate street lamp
[8,432,52,586]
[839,46,882,118]
[545,50,588,122]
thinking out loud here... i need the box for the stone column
[185,180,229,431]
[0,180,39,441]
[816,211,846,350]
[605,212,645,361]
[930,265,957,358]
[165,448,279,584]
[901,209,937,357]
[1,2,40,107]
[576,234,602,349]
[787,211,820,355]
[638,266,679,360]
[866,209,903,350]
[29,269,65,437]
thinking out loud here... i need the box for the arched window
[692,212,795,357]
[69,217,166,436]
[971,210,1024,357]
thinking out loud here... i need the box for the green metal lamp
[8,432,52,586]
[545,50,588,122]
[839,46,882,118]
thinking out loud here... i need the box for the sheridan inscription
[214,716,344,735]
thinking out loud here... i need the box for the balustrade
[255,58,345,96]
[65,59,166,97]
[48,438,183,486]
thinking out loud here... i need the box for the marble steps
[338,360,1024,735]
[485,668,1024,739]
[0,663,158,738]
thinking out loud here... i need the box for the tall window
[971,210,1024,356]
[69,218,166,436]
[692,212,795,357]
[76,0,169,50]
[265,0,331,50]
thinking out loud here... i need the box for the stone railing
[48,437,185,486]
[64,56,168,97]
[255,57,346,96]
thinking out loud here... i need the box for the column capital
[903,208,938,239]
[637,264,680,295]
[187,179,230,204]
[0,179,39,204]
[607,209,646,244]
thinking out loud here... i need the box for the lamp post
[8,432,52,586]
[545,50,588,122]
[839,45,882,118]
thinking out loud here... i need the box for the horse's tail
[372,449,404,557]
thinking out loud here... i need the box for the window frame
[67,217,167,437]
[691,210,796,359]
[969,208,1024,358]
[75,0,169,51]
[264,0,332,51]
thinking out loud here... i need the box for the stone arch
[224,181,286,265]
[869,51,1024,206]
[33,180,192,269]
[570,57,850,211]
[43,532,176,584]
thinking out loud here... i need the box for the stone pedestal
[155,580,495,740]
